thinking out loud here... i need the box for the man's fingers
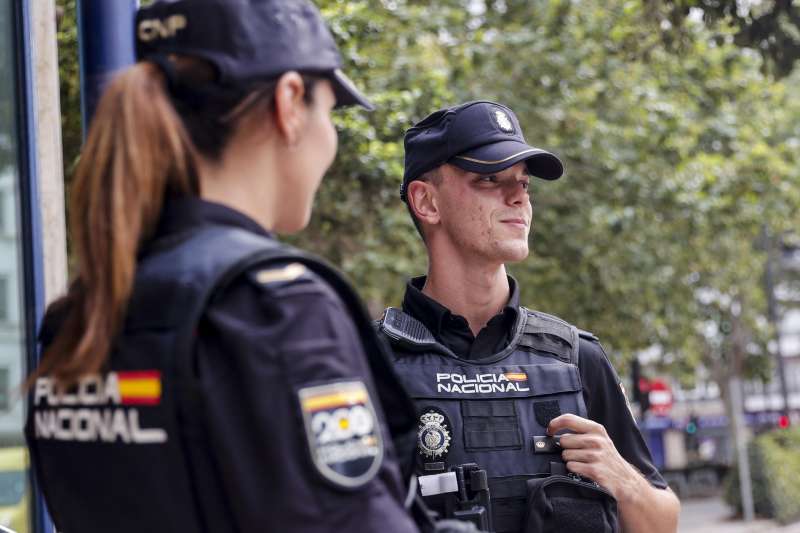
[561,448,601,463]
[565,460,596,480]
[548,413,605,436]
[558,433,603,450]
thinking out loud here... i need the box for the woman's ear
[408,180,440,227]
[273,71,307,146]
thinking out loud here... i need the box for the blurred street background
[680,497,800,532]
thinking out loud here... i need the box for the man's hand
[547,413,680,533]
[547,413,646,503]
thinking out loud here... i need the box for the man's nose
[505,181,529,206]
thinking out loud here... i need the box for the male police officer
[376,101,680,533]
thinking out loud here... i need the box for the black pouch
[522,475,620,533]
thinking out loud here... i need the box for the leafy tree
[310,1,800,424]
[54,0,800,407]
[56,0,80,175]
[653,0,800,78]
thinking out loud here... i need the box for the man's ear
[273,71,307,146]
[407,180,440,226]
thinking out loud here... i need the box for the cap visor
[330,69,375,111]
[450,140,563,179]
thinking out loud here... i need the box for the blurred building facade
[0,170,26,447]
[637,241,800,498]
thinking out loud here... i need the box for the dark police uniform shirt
[31,197,418,533]
[402,276,668,490]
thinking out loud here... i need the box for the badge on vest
[298,380,383,490]
[417,407,452,461]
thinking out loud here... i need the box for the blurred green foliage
[54,1,800,390]
[724,426,800,523]
[56,0,81,178]
[658,0,800,78]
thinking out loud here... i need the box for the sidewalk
[679,497,800,533]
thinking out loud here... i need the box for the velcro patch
[255,263,307,284]
[534,400,562,428]
[298,380,383,490]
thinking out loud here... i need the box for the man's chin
[495,243,529,263]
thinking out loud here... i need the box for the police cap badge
[492,108,515,134]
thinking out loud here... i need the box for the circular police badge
[417,407,452,460]
[494,109,514,133]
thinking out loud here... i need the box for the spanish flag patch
[117,370,162,405]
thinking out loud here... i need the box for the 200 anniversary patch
[298,380,383,490]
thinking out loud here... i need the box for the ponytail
[32,63,196,385]
[29,60,320,387]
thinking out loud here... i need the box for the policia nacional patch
[298,380,383,489]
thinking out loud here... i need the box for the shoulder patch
[254,262,307,285]
[297,380,383,490]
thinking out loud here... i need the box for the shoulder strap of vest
[169,226,418,449]
[517,308,581,366]
[377,306,584,367]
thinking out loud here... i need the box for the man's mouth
[500,218,528,228]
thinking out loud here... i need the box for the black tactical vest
[377,307,604,533]
[26,225,418,533]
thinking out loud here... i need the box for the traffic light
[685,415,700,453]
[631,360,650,413]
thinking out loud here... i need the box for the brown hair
[30,59,318,387]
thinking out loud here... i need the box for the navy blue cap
[135,0,373,110]
[401,101,563,200]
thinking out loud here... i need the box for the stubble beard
[467,226,530,265]
[441,208,531,265]
[491,238,530,264]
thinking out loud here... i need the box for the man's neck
[422,256,510,337]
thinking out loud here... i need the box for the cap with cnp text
[135,0,373,110]
[401,101,563,200]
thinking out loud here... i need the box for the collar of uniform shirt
[154,195,275,240]
[401,275,520,359]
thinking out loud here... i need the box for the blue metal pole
[15,1,54,532]
[78,0,138,137]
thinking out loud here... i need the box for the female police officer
[24,1,425,532]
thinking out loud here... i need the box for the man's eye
[521,181,530,190]
[478,175,498,183]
